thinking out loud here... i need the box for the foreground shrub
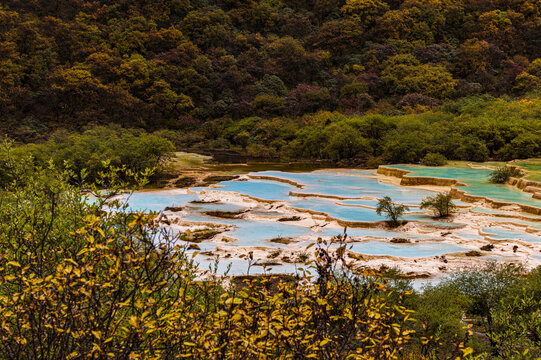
[0,141,420,359]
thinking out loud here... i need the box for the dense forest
[1,0,541,164]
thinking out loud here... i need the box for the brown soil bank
[248,175,304,188]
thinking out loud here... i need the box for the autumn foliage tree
[1,0,540,141]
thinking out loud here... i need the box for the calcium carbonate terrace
[126,164,541,277]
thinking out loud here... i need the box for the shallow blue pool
[348,240,467,257]
[482,227,541,242]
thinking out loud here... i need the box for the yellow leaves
[91,343,102,354]
[73,267,83,277]
[15,336,28,345]
[319,338,331,347]
[459,347,474,357]
[225,297,243,305]
[66,351,80,360]
[96,227,105,238]
[129,316,139,328]
[316,298,327,306]
[128,352,141,359]
[6,261,21,267]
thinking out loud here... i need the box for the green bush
[15,126,175,183]
[421,152,447,166]
[489,166,523,184]
[376,196,409,227]
[420,193,456,217]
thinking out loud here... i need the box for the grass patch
[269,237,295,244]
[204,210,246,219]
[385,220,408,228]
[180,228,221,243]
[170,152,212,169]
[253,261,282,267]
[390,238,411,244]
[203,175,239,184]
[173,176,197,188]
[164,206,183,212]
[268,250,281,259]
[297,252,309,263]
[489,166,524,183]
[278,216,302,222]
[190,199,221,204]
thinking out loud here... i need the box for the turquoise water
[125,191,198,212]
[482,227,541,242]
[387,165,541,208]
[125,166,541,263]
[195,257,301,276]
[349,241,466,257]
[181,210,430,245]
[471,207,511,215]
[255,170,435,204]
[406,214,465,228]
[454,232,484,240]
[338,199,380,207]
[290,197,383,222]
[228,221,312,247]
[198,179,295,201]
[474,216,541,228]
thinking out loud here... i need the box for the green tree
[340,0,390,26]
[322,124,372,161]
[381,55,456,99]
[420,192,456,218]
[17,126,175,183]
[181,8,232,49]
[252,94,286,116]
[421,152,447,166]
[454,136,490,162]
[513,72,541,94]
[376,196,409,227]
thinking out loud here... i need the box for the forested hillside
[1,0,540,144]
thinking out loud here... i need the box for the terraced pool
[125,165,541,276]
[386,164,541,208]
